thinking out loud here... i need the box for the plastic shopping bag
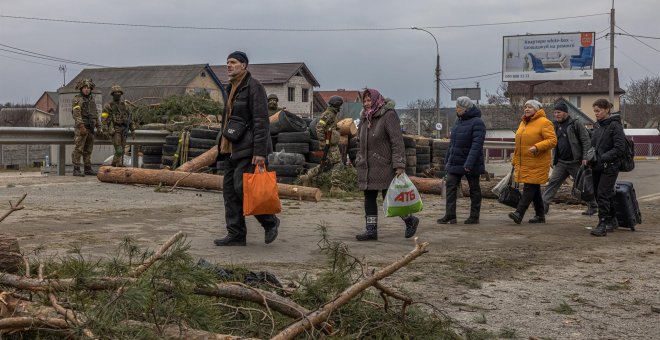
[383,173,423,217]
[491,170,512,197]
[243,164,281,216]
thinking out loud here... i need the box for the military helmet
[74,78,95,91]
[110,85,124,95]
[328,95,344,108]
[267,94,279,101]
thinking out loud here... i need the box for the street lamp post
[411,27,443,138]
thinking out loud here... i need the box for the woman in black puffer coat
[589,99,626,237]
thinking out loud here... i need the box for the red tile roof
[316,90,362,103]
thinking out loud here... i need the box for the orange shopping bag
[243,164,281,216]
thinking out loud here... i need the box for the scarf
[220,70,248,154]
[362,88,385,129]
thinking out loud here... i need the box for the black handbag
[222,115,248,142]
[498,168,521,208]
[572,165,595,202]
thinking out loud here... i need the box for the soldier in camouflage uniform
[300,96,344,192]
[102,85,136,167]
[267,94,283,117]
[71,79,102,176]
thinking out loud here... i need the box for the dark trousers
[445,173,481,218]
[364,190,387,216]
[592,165,619,219]
[516,183,544,218]
[222,156,278,239]
[542,161,597,209]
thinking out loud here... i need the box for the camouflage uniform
[302,106,343,189]
[102,86,135,167]
[71,79,101,175]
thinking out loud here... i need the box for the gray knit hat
[524,99,543,111]
[456,96,474,110]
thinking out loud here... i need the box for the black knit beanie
[227,51,249,65]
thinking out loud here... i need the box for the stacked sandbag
[403,135,417,176]
[430,139,450,178]
[415,137,431,176]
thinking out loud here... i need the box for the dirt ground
[1,163,658,340]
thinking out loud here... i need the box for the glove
[78,124,88,135]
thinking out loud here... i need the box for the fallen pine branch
[271,238,430,340]
[0,193,27,223]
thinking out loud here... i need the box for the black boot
[464,216,480,224]
[590,218,608,237]
[72,166,84,177]
[529,216,546,223]
[214,235,246,246]
[402,215,419,238]
[508,211,523,224]
[264,217,280,244]
[84,165,97,176]
[356,215,378,241]
[605,217,617,232]
[436,215,457,224]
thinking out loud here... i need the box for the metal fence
[484,141,660,162]
[634,143,660,157]
[0,127,169,175]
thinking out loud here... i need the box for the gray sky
[1,0,658,107]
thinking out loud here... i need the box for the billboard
[451,88,481,101]
[502,32,595,81]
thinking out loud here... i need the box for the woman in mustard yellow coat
[509,100,557,224]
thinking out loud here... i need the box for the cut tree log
[177,147,217,172]
[337,118,358,137]
[408,176,444,196]
[0,236,21,274]
[97,166,321,202]
[271,239,430,340]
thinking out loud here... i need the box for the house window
[288,87,295,102]
[569,95,581,109]
[302,88,309,102]
[200,72,206,78]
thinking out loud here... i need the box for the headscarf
[362,88,385,128]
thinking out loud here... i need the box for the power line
[615,33,660,40]
[615,25,660,53]
[614,45,660,77]
[0,52,60,68]
[0,43,108,67]
[443,71,501,81]
[0,12,608,32]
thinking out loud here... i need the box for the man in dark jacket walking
[437,97,486,224]
[214,51,280,246]
[542,102,597,216]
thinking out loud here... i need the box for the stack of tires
[142,145,164,169]
[188,127,221,173]
[415,137,431,177]
[158,134,180,169]
[403,135,417,176]
[270,111,311,183]
[431,140,449,178]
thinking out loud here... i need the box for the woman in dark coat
[437,96,486,224]
[354,88,418,241]
[589,99,626,237]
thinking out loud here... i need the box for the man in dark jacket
[542,102,597,216]
[437,96,486,224]
[214,51,280,246]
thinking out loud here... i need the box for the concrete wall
[0,144,50,168]
[264,75,314,117]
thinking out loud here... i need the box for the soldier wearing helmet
[102,85,136,167]
[71,78,102,176]
[267,93,284,117]
[299,95,344,192]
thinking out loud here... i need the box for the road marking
[638,192,660,202]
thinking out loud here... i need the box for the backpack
[619,135,635,172]
[609,123,634,172]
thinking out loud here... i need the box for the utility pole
[58,65,67,87]
[609,0,615,104]
[411,27,442,139]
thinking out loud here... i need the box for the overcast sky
[1,0,658,107]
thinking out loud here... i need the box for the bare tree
[398,98,437,136]
[623,76,660,128]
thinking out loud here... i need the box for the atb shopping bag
[383,173,423,217]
